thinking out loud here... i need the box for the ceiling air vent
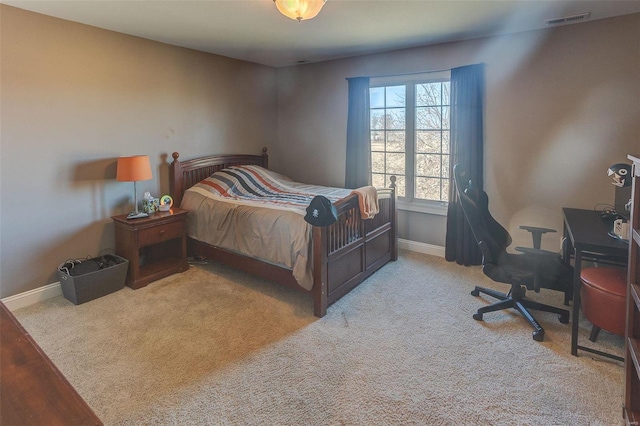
[545,12,591,27]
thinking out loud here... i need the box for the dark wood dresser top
[0,302,102,425]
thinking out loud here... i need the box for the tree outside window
[370,75,450,204]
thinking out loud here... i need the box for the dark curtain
[445,64,485,265]
[345,77,370,189]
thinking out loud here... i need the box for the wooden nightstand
[112,208,189,289]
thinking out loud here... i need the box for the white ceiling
[4,0,640,68]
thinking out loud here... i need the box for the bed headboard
[169,147,269,207]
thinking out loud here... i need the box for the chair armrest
[518,225,556,234]
[518,225,557,249]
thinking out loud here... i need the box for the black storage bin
[57,255,129,305]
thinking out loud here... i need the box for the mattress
[180,165,351,290]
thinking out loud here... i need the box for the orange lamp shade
[116,156,152,182]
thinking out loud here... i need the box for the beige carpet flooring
[13,251,624,425]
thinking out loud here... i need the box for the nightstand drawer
[139,221,183,247]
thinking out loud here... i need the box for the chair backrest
[452,164,511,265]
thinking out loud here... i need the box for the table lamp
[117,155,153,219]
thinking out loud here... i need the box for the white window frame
[370,71,451,216]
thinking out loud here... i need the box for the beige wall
[1,5,638,299]
[276,13,640,249]
[0,5,277,297]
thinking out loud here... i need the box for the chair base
[471,284,570,342]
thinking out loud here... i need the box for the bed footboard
[170,149,397,318]
[312,188,397,317]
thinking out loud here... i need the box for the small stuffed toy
[608,163,632,187]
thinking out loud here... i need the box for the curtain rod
[346,63,483,80]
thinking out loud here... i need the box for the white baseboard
[398,239,445,257]
[0,240,444,312]
[1,282,62,312]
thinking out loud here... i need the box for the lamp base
[126,211,149,220]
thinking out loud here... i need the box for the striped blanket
[186,165,351,214]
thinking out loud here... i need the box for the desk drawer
[139,221,183,246]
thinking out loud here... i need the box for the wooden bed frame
[169,147,398,317]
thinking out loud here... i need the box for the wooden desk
[562,208,629,361]
[0,302,102,425]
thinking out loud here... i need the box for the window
[370,72,450,212]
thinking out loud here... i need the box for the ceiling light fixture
[273,0,327,22]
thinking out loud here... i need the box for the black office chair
[453,164,571,341]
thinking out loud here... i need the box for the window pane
[416,154,441,177]
[372,173,386,188]
[416,107,441,129]
[371,131,384,152]
[386,85,406,107]
[371,109,385,130]
[370,87,384,109]
[416,82,442,107]
[416,177,441,201]
[442,106,450,129]
[442,82,450,106]
[386,108,405,129]
[369,78,449,203]
[442,179,450,202]
[416,131,441,153]
[386,131,405,152]
[442,131,450,154]
[374,174,404,194]
[442,154,450,178]
[371,152,385,173]
[386,153,405,175]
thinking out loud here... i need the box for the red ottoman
[580,267,627,339]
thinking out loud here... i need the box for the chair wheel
[473,313,483,321]
[533,330,544,342]
[471,289,480,297]
[558,312,569,324]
